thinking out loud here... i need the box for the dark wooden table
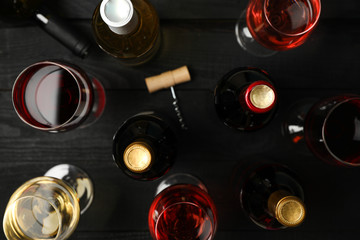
[1,0,360,239]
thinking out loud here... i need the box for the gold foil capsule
[123,142,153,173]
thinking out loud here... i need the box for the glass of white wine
[3,164,93,240]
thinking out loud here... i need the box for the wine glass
[148,173,217,240]
[235,0,321,57]
[284,95,360,166]
[12,61,106,133]
[3,164,93,240]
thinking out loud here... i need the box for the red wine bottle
[214,67,277,131]
[112,112,177,181]
[240,163,306,230]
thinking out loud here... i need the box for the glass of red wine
[235,0,321,57]
[12,61,106,132]
[284,95,360,167]
[148,173,218,240]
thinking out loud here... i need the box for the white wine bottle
[92,0,161,66]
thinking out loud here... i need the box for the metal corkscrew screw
[170,87,188,130]
[145,66,191,130]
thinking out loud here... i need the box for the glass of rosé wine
[148,174,217,240]
[235,0,321,57]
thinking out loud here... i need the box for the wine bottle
[240,163,306,230]
[214,67,277,131]
[112,112,177,180]
[0,0,90,57]
[92,0,161,66]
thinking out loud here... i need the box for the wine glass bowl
[12,61,106,132]
[305,96,360,166]
[3,177,80,240]
[148,174,217,240]
[3,164,93,240]
[236,0,321,56]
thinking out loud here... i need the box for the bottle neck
[267,190,305,227]
[239,80,276,113]
[100,0,139,35]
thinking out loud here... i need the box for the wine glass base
[80,74,106,129]
[235,11,276,57]
[44,164,94,214]
[155,173,208,196]
[281,99,317,155]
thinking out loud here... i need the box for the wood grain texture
[1,20,360,91]
[43,0,360,20]
[1,0,360,239]
[2,89,360,240]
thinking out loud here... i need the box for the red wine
[240,163,305,230]
[247,0,320,50]
[324,100,360,163]
[148,184,217,240]
[305,96,360,166]
[214,67,277,131]
[12,62,93,131]
[113,112,177,181]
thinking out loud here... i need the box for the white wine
[3,177,80,240]
[92,0,161,66]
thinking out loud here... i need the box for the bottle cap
[100,0,138,35]
[244,80,276,113]
[145,66,191,93]
[275,196,306,227]
[123,142,153,173]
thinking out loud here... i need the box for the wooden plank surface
[2,88,360,239]
[0,20,360,90]
[43,0,360,20]
[1,0,360,239]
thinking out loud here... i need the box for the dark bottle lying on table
[112,112,177,181]
[214,67,277,131]
[0,0,90,57]
[240,163,306,230]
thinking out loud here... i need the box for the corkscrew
[145,66,191,130]
[170,86,188,130]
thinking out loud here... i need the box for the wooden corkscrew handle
[145,66,191,93]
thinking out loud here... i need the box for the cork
[145,66,191,93]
